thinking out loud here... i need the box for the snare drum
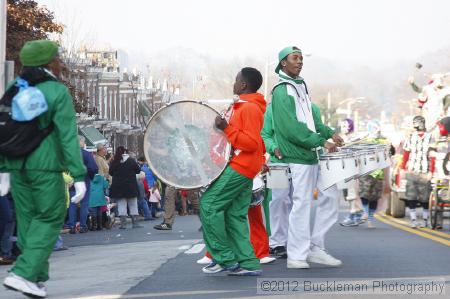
[266,163,290,189]
[250,175,265,207]
[317,150,359,191]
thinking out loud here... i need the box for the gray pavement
[1,209,449,299]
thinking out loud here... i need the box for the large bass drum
[143,100,231,189]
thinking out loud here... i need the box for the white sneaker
[307,249,342,267]
[259,256,276,264]
[3,273,47,298]
[419,219,428,228]
[196,256,213,265]
[287,259,310,269]
[410,220,417,228]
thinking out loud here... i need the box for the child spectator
[89,174,109,230]
[149,183,161,219]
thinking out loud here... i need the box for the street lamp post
[338,97,365,118]
[0,0,6,95]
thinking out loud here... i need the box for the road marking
[73,290,237,299]
[383,214,450,239]
[178,245,191,250]
[184,243,205,254]
[375,214,450,247]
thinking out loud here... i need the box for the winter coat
[109,157,141,198]
[89,174,109,208]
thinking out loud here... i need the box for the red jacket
[224,93,267,179]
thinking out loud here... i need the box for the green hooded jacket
[270,83,334,164]
[0,80,87,182]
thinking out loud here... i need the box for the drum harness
[271,80,322,162]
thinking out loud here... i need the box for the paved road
[1,205,449,299]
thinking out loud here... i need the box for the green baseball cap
[19,40,59,67]
[275,46,302,74]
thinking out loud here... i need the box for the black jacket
[109,157,141,198]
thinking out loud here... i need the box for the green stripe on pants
[200,166,260,270]
[10,170,66,282]
[262,189,271,237]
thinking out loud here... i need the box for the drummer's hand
[261,164,269,174]
[332,134,344,147]
[274,148,283,160]
[324,141,338,153]
[215,116,228,131]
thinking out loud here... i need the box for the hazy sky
[38,0,450,68]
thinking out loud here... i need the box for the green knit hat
[19,40,59,67]
[275,46,302,74]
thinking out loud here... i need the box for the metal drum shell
[317,151,359,191]
[266,163,290,189]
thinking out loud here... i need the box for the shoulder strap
[271,80,309,97]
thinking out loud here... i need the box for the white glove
[70,181,87,204]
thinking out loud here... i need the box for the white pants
[269,163,340,260]
[269,185,293,248]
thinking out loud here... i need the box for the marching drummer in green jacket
[270,46,343,269]
[1,40,86,298]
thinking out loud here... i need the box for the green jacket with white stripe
[270,82,334,165]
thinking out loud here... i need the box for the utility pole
[0,0,6,95]
[327,92,331,126]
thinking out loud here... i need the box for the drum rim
[143,100,232,190]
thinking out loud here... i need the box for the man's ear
[241,81,247,91]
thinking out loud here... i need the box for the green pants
[200,166,260,270]
[10,170,66,282]
[262,189,271,237]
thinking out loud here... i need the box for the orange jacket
[224,93,267,179]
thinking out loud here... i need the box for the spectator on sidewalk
[109,146,141,229]
[149,182,161,219]
[67,136,98,234]
[154,185,177,231]
[89,174,109,230]
[137,171,152,221]
[0,193,15,265]
[94,143,111,183]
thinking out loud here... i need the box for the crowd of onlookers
[0,135,200,264]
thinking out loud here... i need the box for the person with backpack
[0,40,87,298]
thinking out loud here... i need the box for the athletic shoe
[367,220,376,229]
[227,268,262,276]
[269,246,287,258]
[79,227,89,233]
[0,256,15,265]
[259,256,276,264]
[53,246,68,252]
[419,219,428,228]
[307,249,342,267]
[3,273,47,298]
[196,256,213,265]
[287,259,310,269]
[340,218,359,227]
[410,220,417,229]
[202,261,239,274]
[153,223,172,230]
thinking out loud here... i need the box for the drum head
[143,101,231,189]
